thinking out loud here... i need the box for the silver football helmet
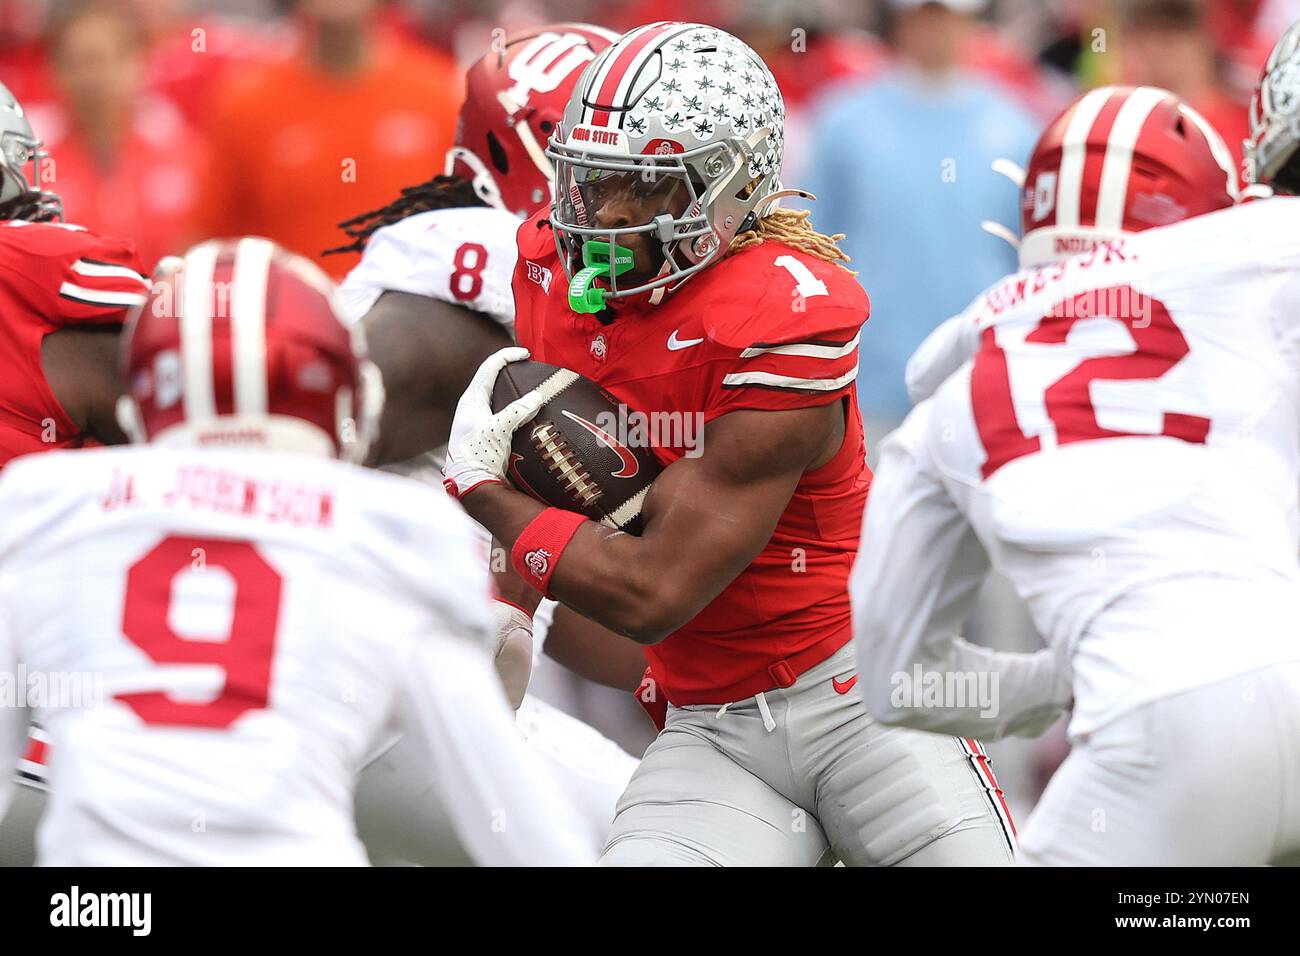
[545,23,788,311]
[0,81,61,222]
[1246,19,1300,191]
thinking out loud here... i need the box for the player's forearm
[401,638,596,866]
[905,315,978,404]
[460,482,549,549]
[544,605,647,691]
[490,539,544,616]
[460,483,717,643]
[860,634,1072,740]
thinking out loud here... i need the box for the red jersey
[0,220,148,466]
[513,213,872,705]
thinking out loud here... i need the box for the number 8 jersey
[335,205,522,332]
[854,197,1300,738]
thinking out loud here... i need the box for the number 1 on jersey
[774,255,828,299]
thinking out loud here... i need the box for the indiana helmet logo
[525,547,552,578]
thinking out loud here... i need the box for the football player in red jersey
[444,23,1016,866]
[0,80,150,467]
[0,79,151,865]
[323,25,649,865]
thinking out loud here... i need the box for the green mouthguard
[568,240,636,314]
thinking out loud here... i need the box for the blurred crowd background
[1,0,1285,424]
[2,0,1292,817]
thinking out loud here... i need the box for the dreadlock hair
[726,207,855,274]
[0,195,59,224]
[323,174,486,257]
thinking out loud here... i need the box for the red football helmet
[1018,85,1237,268]
[118,238,382,461]
[445,23,617,217]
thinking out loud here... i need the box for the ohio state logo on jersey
[589,333,608,363]
[524,547,552,579]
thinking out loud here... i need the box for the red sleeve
[48,230,150,325]
[0,224,150,327]
[705,247,868,417]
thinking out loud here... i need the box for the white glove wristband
[442,347,545,499]
[490,599,534,710]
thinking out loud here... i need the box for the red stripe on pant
[963,737,1018,840]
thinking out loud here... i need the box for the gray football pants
[602,643,1017,866]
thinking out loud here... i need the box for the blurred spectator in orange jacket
[194,0,464,279]
[1119,0,1250,176]
[34,0,207,272]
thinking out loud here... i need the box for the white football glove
[442,347,544,499]
[491,600,534,710]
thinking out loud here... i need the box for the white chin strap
[981,158,1027,254]
[445,146,506,211]
[991,157,1026,188]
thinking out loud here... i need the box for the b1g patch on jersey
[525,260,553,295]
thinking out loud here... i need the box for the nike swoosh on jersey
[667,330,705,350]
[831,674,858,695]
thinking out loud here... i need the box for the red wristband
[511,508,588,598]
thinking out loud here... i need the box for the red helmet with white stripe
[118,238,382,461]
[1019,85,1237,268]
[446,23,618,217]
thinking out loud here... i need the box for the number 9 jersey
[0,446,597,866]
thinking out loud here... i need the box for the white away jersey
[336,205,522,329]
[0,446,595,866]
[852,198,1300,738]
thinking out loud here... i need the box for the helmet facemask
[549,127,775,312]
[0,127,62,223]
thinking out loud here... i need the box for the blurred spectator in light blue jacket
[805,0,1038,426]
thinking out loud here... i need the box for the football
[491,360,661,535]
